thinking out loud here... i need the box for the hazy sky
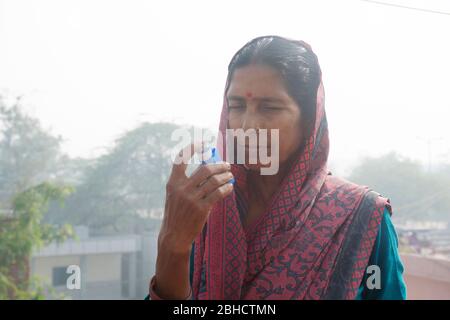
[1,0,449,175]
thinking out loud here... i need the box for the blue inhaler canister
[201,147,235,185]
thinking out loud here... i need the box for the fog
[1,0,449,176]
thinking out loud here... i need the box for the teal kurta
[355,207,407,299]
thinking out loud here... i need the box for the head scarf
[192,39,390,300]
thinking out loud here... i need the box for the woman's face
[226,64,304,173]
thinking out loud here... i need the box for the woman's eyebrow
[227,95,284,103]
[227,95,246,101]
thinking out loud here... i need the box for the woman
[148,35,407,300]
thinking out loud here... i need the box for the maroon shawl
[192,42,390,300]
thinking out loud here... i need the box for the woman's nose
[241,112,260,132]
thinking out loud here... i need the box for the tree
[46,122,192,234]
[0,182,74,299]
[346,152,450,222]
[0,95,63,205]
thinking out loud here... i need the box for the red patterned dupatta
[192,42,390,300]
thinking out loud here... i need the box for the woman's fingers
[167,143,234,219]
[200,181,234,207]
[187,162,231,188]
[193,171,234,199]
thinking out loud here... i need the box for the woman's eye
[262,105,281,111]
[228,105,244,110]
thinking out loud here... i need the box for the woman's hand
[158,142,234,254]
[153,143,234,299]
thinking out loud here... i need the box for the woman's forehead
[227,65,289,100]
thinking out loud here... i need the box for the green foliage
[0,182,74,299]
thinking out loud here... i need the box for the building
[31,226,158,300]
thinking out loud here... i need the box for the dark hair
[226,35,322,137]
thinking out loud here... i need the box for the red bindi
[245,91,253,98]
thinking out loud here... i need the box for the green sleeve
[356,207,407,300]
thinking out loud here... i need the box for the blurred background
[1,0,449,299]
